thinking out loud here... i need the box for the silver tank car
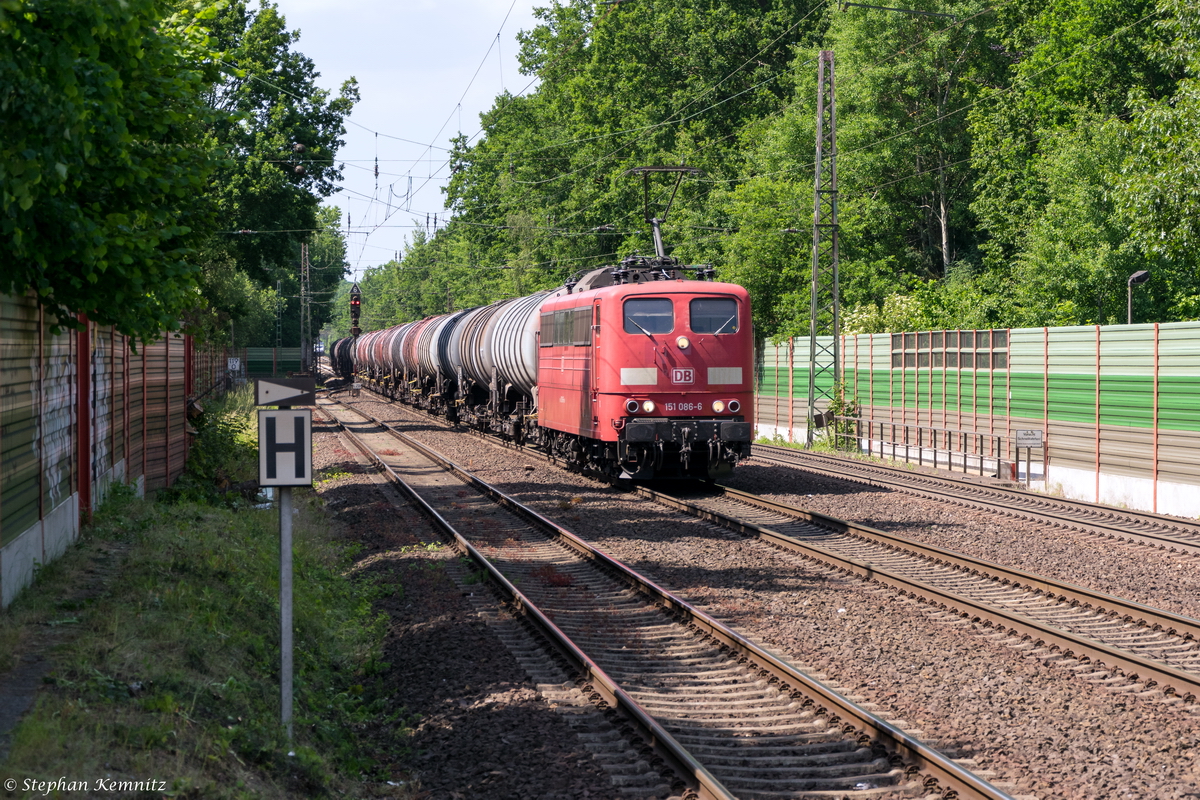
[384,321,416,378]
[490,290,557,400]
[454,300,509,392]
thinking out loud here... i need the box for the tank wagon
[333,255,754,480]
[330,337,356,381]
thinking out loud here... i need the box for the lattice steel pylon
[275,280,282,349]
[808,50,841,446]
[300,242,311,374]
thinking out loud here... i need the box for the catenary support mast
[808,50,841,446]
[300,242,311,373]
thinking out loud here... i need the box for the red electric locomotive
[534,256,753,478]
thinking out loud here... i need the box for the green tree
[1113,0,1200,320]
[202,0,358,283]
[189,0,357,344]
[433,0,826,325]
[828,0,1002,284]
[966,0,1175,324]
[0,0,224,340]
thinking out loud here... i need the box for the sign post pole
[1014,430,1044,488]
[280,484,293,741]
[256,376,314,745]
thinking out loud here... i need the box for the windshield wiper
[713,314,737,334]
[628,317,656,338]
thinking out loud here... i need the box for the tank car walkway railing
[832,417,1011,479]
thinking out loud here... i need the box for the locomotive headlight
[642,400,656,413]
[712,400,725,413]
[625,399,640,414]
[728,400,741,413]
[676,336,690,350]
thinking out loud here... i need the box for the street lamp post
[1127,270,1150,324]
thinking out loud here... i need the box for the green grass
[315,469,352,486]
[754,432,806,449]
[160,387,259,507]
[754,431,853,453]
[0,389,411,798]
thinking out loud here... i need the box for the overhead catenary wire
[352,0,527,257]
[228,0,1146,283]
[217,5,806,267]
[410,0,1118,275]
[215,3,522,273]
[453,4,826,194]
[424,6,828,240]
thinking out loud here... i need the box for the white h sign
[258,410,313,486]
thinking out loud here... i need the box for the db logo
[671,368,695,385]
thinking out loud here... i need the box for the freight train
[330,253,754,480]
[331,256,748,479]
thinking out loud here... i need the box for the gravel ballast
[332,394,1200,799]
[310,418,623,799]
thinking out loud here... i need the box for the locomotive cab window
[623,298,674,334]
[690,297,738,334]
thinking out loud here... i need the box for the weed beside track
[0,389,407,799]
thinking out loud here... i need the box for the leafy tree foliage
[1,0,354,345]
[964,0,1177,325]
[435,0,827,310]
[828,0,1001,280]
[0,0,223,339]
[1112,0,1200,320]
[192,0,356,345]
[334,0,1200,336]
[203,0,358,285]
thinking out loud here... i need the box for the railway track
[317,396,1018,800]
[750,444,1200,557]
[637,482,1200,705]
[328,382,1200,702]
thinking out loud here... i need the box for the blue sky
[274,0,542,279]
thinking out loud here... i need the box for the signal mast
[349,282,362,338]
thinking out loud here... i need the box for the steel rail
[717,484,1200,642]
[327,387,1200,662]
[751,445,1200,556]
[320,400,1016,800]
[329,389,1199,635]
[636,483,1200,703]
[319,403,736,800]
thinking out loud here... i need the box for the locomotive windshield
[624,298,674,334]
[690,297,739,334]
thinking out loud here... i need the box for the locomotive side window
[623,298,674,334]
[690,297,738,334]
[572,307,591,344]
[540,307,592,346]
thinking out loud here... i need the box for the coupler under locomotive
[614,416,752,480]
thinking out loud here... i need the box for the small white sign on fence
[1015,429,1044,449]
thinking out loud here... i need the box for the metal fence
[226,347,304,378]
[754,322,1200,517]
[0,292,225,607]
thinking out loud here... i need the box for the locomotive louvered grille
[540,308,592,347]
